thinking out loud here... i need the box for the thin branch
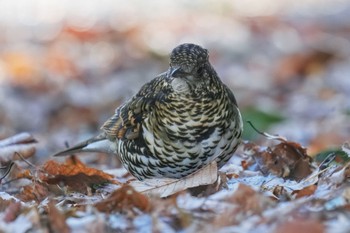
[15,152,36,168]
[246,120,287,141]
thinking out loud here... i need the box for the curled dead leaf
[41,157,116,193]
[131,161,218,197]
[248,141,313,180]
[272,185,291,201]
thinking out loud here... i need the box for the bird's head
[167,43,217,95]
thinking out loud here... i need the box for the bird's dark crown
[169,43,209,74]
[166,43,222,97]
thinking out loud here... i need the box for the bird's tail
[52,133,113,157]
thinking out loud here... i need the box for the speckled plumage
[54,43,243,180]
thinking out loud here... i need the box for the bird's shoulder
[101,72,170,141]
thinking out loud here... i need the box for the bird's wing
[101,73,168,141]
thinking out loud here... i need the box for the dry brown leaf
[251,141,313,180]
[188,172,227,197]
[16,183,49,202]
[131,161,218,198]
[227,183,270,214]
[3,201,21,223]
[40,157,116,193]
[15,169,33,180]
[48,200,71,233]
[292,185,317,198]
[274,219,325,233]
[94,185,150,213]
[0,133,37,162]
[241,160,249,170]
[272,185,291,201]
[0,197,17,212]
[214,183,273,227]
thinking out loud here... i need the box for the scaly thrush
[53,43,243,180]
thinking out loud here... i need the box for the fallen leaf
[213,183,273,227]
[47,200,71,233]
[0,133,37,147]
[0,133,37,162]
[3,201,21,223]
[272,185,291,201]
[15,169,33,180]
[0,197,17,212]
[40,157,116,193]
[94,185,150,213]
[292,185,317,198]
[131,161,218,197]
[274,219,325,233]
[226,183,271,214]
[188,172,227,197]
[16,183,49,202]
[251,141,313,180]
[241,160,249,170]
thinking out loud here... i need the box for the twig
[246,120,287,141]
[0,162,14,182]
[15,152,36,168]
[318,152,337,170]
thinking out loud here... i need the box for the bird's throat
[170,77,190,93]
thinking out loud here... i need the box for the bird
[53,43,243,180]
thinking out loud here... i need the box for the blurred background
[0,0,349,160]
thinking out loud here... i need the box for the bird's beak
[168,67,180,78]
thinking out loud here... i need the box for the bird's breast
[142,94,236,160]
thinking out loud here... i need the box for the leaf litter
[0,133,349,232]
